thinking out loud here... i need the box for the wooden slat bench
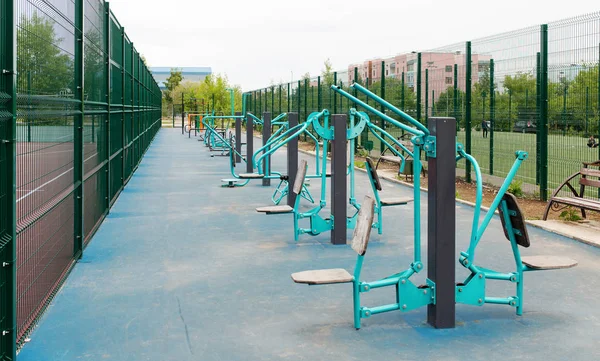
[543,160,600,220]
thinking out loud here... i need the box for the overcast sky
[109,0,598,90]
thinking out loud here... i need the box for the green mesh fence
[0,0,162,357]
[247,12,600,203]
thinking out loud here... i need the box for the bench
[543,160,600,220]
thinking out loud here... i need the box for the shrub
[559,207,583,222]
[508,180,524,198]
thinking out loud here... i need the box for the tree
[171,73,244,115]
[163,68,183,105]
[322,58,334,87]
[17,12,73,96]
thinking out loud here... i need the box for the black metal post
[262,112,271,186]
[235,111,242,163]
[287,113,299,206]
[427,117,456,329]
[246,113,254,173]
[331,114,347,245]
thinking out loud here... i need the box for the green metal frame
[1,0,17,357]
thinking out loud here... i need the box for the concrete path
[18,128,600,361]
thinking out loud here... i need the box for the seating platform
[238,173,265,179]
[380,197,413,206]
[291,269,353,285]
[521,256,578,270]
[256,205,293,213]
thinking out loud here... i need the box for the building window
[445,65,452,72]
[407,64,414,71]
[445,77,453,84]
[478,64,488,72]
[386,70,389,76]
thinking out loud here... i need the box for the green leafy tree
[322,58,334,87]
[17,12,73,96]
[163,68,183,104]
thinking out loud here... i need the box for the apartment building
[348,52,491,102]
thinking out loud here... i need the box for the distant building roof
[150,67,212,74]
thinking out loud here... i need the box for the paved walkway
[18,128,600,361]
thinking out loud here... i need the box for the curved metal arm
[254,122,310,169]
[457,148,483,262]
[271,112,287,124]
[246,112,263,125]
[367,126,407,173]
[352,83,429,135]
[331,85,425,137]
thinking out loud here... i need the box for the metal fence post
[453,64,458,129]
[304,78,308,141]
[271,86,275,115]
[0,0,17,357]
[121,27,126,190]
[540,25,549,201]
[401,72,405,110]
[297,80,301,118]
[105,2,111,212]
[536,53,540,185]
[380,61,386,153]
[353,68,359,150]
[489,59,495,175]
[287,82,290,113]
[333,72,337,114]
[73,0,84,259]
[417,53,422,123]
[425,68,429,124]
[465,42,472,183]
[317,76,322,110]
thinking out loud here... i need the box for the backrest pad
[292,160,308,195]
[498,192,530,248]
[366,158,382,191]
[351,196,375,255]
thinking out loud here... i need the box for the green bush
[559,207,583,222]
[354,160,366,169]
[508,180,524,197]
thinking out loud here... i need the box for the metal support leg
[246,113,254,173]
[262,112,271,186]
[287,112,298,207]
[427,117,456,329]
[235,111,241,163]
[331,114,347,245]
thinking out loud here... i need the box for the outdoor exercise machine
[255,109,372,241]
[290,82,577,330]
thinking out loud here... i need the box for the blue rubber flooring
[18,128,600,361]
